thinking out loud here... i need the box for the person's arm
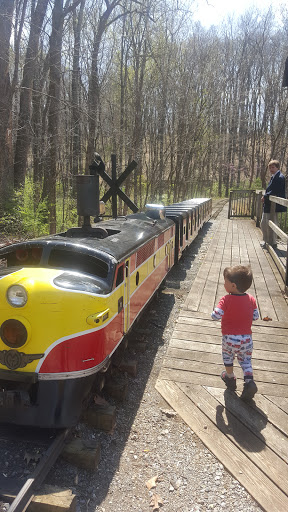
[211,297,225,321]
[211,307,224,321]
[253,308,259,321]
[252,296,259,321]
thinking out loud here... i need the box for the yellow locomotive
[0,198,211,427]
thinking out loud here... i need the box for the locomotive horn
[75,155,104,227]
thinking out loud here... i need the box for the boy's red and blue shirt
[211,293,259,335]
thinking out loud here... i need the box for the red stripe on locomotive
[38,311,124,373]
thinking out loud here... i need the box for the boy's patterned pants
[222,334,254,380]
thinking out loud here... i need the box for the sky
[193,0,285,28]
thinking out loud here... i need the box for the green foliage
[1,178,49,238]
[250,177,263,190]
[55,180,78,231]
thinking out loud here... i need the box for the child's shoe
[241,380,257,401]
[221,370,237,391]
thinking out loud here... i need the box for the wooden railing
[253,191,288,294]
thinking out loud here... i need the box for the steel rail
[8,428,70,512]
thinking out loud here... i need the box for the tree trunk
[0,0,15,208]
[14,0,49,189]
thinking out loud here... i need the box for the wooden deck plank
[178,309,288,328]
[241,221,277,319]
[176,315,288,335]
[248,221,287,321]
[155,379,288,512]
[173,319,288,342]
[250,394,288,436]
[246,221,288,321]
[158,368,288,397]
[183,232,221,311]
[162,357,288,386]
[156,208,288,511]
[184,213,228,311]
[172,329,288,351]
[180,384,288,491]
[205,388,288,462]
[169,338,288,363]
[198,220,228,313]
[166,347,288,373]
[264,396,288,414]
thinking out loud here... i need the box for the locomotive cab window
[48,249,109,278]
[115,265,124,287]
[1,247,43,268]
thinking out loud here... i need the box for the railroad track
[1,428,70,512]
[210,198,228,219]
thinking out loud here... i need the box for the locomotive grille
[157,233,164,248]
[136,239,155,267]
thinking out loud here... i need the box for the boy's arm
[253,308,259,321]
[211,307,224,321]
[211,296,226,321]
[252,296,259,321]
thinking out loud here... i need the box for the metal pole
[111,154,117,218]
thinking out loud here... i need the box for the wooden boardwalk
[156,204,288,511]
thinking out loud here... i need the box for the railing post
[228,191,232,219]
[255,191,263,227]
[270,200,276,242]
[286,238,288,296]
[251,191,256,219]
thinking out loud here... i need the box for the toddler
[211,265,259,401]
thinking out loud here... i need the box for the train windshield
[48,248,113,294]
[0,247,43,267]
[48,249,109,278]
[0,246,113,294]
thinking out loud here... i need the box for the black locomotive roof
[0,213,174,264]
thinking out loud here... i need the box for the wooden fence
[228,190,255,219]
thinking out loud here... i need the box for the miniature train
[0,198,211,427]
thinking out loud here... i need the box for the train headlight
[0,319,27,348]
[7,285,28,307]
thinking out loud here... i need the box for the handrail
[230,189,288,293]
[263,194,288,294]
[269,195,288,207]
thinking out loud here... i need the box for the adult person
[260,160,286,248]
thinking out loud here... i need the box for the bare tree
[0,0,27,206]
[13,0,49,189]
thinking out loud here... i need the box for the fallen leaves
[150,493,163,510]
[146,475,158,490]
[263,316,272,321]
[146,475,163,510]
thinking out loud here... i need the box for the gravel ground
[0,207,262,512]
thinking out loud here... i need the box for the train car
[0,199,211,428]
[166,198,212,259]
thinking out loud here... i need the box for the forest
[0,0,288,236]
